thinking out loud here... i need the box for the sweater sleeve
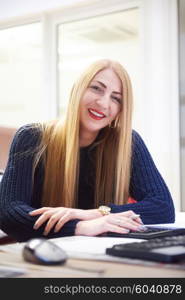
[0,124,79,242]
[109,130,175,224]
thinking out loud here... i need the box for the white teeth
[89,109,105,118]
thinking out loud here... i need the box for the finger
[112,217,142,231]
[43,211,66,236]
[130,214,140,220]
[132,216,143,225]
[106,223,130,234]
[117,211,143,225]
[127,218,146,230]
[54,211,72,233]
[33,210,54,230]
[123,219,147,232]
[118,210,135,218]
[127,218,143,227]
[29,207,51,216]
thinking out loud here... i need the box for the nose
[96,94,110,111]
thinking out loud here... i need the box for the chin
[88,122,108,132]
[80,117,109,133]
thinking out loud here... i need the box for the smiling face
[79,68,122,146]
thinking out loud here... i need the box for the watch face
[99,206,111,215]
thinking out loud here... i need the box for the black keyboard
[105,227,185,239]
[106,234,185,262]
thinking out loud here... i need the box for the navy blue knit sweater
[0,124,175,242]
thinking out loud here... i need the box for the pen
[131,214,145,226]
[130,214,140,220]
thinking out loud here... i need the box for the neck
[79,129,98,147]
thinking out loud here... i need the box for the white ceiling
[0,0,86,21]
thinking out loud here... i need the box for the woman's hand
[29,207,102,236]
[75,210,145,236]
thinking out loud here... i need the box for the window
[0,22,42,128]
[57,8,140,123]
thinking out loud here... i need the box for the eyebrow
[93,80,122,95]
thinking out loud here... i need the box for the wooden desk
[1,213,185,278]
[0,249,184,278]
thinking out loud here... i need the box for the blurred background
[0,0,184,212]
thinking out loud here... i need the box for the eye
[112,95,121,103]
[89,85,102,92]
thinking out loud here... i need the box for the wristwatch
[98,205,111,216]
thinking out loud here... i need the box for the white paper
[52,235,143,256]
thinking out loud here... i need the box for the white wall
[140,0,180,210]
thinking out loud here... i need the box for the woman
[0,59,175,242]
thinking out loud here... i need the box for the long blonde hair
[35,59,133,208]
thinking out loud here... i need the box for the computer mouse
[22,238,67,265]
